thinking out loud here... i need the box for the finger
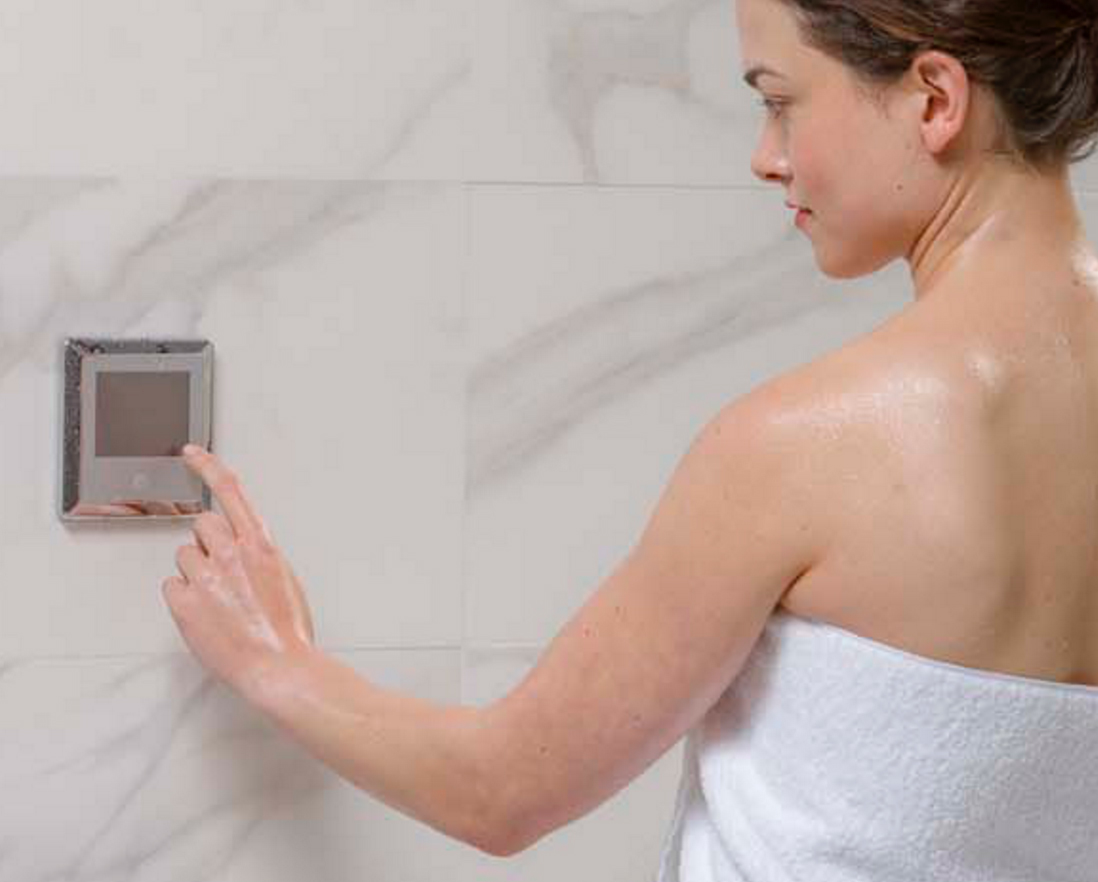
[88,503,147,516]
[162,575,187,606]
[162,575,186,595]
[182,446,267,542]
[192,511,236,559]
[285,561,316,644]
[176,544,213,585]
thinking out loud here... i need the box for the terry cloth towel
[654,607,1098,882]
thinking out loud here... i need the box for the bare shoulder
[718,322,988,542]
[715,334,899,466]
[743,317,987,453]
[693,354,877,574]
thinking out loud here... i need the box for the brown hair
[775,0,1098,172]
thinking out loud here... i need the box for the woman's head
[737,0,1098,284]
[770,0,1098,169]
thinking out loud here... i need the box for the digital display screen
[95,371,191,457]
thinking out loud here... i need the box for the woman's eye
[757,97,786,118]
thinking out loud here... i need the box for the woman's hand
[162,445,316,698]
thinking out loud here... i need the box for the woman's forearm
[241,647,509,855]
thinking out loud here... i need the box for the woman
[163,0,1098,877]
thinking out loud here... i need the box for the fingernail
[183,444,200,457]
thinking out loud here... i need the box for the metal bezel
[59,337,214,522]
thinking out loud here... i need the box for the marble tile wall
[0,1,1095,879]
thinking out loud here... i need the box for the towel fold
[655,608,1098,882]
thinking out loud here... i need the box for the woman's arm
[171,375,827,858]
[238,380,828,858]
[469,387,828,853]
[245,650,505,854]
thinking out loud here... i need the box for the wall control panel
[59,338,214,521]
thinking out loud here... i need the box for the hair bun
[782,0,1098,168]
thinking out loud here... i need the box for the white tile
[0,180,466,655]
[0,0,1091,191]
[0,643,682,881]
[0,0,1089,191]
[0,647,504,882]
[467,0,756,186]
[0,0,471,179]
[465,183,908,644]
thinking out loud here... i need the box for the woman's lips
[783,201,813,226]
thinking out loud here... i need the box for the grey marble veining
[468,219,817,491]
[541,0,720,182]
[0,181,396,381]
[0,649,465,882]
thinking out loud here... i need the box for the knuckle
[196,511,221,532]
[212,542,237,565]
[216,470,241,493]
[213,479,236,498]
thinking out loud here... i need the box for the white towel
[655,608,1098,882]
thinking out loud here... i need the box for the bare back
[778,271,1098,687]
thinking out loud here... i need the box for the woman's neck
[908,161,1091,306]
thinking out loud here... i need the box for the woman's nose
[750,131,790,186]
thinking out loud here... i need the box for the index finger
[182,445,267,541]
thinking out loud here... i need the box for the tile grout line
[0,642,547,666]
[460,179,472,705]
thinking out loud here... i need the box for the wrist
[234,644,321,714]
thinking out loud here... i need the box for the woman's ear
[908,49,973,158]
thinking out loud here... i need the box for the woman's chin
[815,246,900,281]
